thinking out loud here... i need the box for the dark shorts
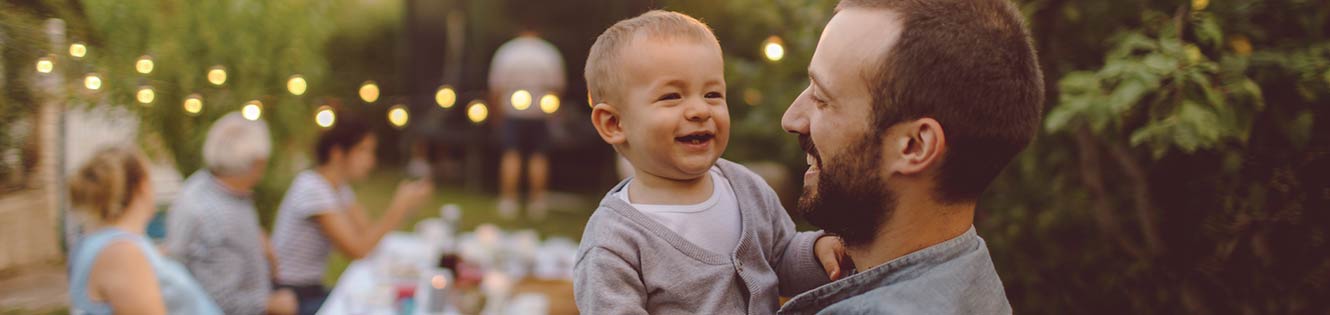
[500,118,551,154]
[276,283,328,315]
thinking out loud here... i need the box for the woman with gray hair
[164,112,296,315]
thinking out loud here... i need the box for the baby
[574,10,844,314]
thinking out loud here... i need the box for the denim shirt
[778,226,1012,315]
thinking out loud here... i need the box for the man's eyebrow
[809,70,834,101]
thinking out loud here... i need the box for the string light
[387,104,409,128]
[467,100,489,124]
[69,42,87,59]
[84,73,102,90]
[511,89,532,110]
[241,101,262,121]
[359,81,380,103]
[315,105,336,128]
[540,93,560,114]
[207,66,227,86]
[287,75,307,96]
[183,94,203,116]
[136,55,154,74]
[763,36,785,62]
[436,85,457,108]
[136,86,155,105]
[35,56,54,74]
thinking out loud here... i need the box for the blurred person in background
[164,112,296,315]
[270,116,434,315]
[67,145,222,315]
[490,34,567,220]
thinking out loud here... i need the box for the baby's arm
[737,166,834,296]
[771,214,833,296]
[574,246,650,315]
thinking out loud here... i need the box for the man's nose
[782,88,812,135]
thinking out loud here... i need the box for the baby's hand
[814,235,849,280]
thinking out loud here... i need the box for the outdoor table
[316,232,577,315]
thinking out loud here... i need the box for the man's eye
[705,92,724,99]
[657,93,682,101]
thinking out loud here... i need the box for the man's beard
[796,134,897,248]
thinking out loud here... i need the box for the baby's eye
[705,92,724,99]
[657,93,682,101]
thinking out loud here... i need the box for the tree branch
[1076,127,1148,259]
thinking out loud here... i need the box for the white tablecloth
[316,232,456,315]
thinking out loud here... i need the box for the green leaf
[1193,13,1224,50]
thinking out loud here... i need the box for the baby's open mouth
[675,132,715,145]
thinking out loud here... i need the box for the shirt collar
[201,170,254,198]
[779,226,982,313]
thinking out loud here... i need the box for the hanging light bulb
[359,81,380,103]
[511,90,532,110]
[36,56,55,74]
[136,55,154,74]
[467,100,489,124]
[241,101,262,121]
[436,85,457,108]
[315,105,336,128]
[763,36,785,62]
[387,105,409,129]
[84,73,102,90]
[69,42,87,59]
[136,86,155,105]
[540,93,560,114]
[207,66,227,86]
[287,75,308,96]
[183,94,203,116]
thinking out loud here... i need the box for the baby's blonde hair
[585,10,719,106]
[68,145,148,224]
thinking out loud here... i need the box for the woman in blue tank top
[66,146,220,315]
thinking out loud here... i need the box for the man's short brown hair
[839,0,1045,203]
[584,10,719,106]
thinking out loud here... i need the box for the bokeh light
[436,85,457,108]
[69,42,87,59]
[287,75,308,96]
[35,56,54,74]
[136,55,154,74]
[83,73,102,90]
[136,86,155,104]
[511,89,532,110]
[763,36,785,62]
[540,93,560,114]
[241,101,263,121]
[467,100,489,124]
[183,94,203,116]
[388,104,409,128]
[207,66,227,86]
[315,105,336,128]
[360,81,380,103]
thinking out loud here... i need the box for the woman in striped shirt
[270,116,434,315]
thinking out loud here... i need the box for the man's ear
[887,117,946,176]
[591,103,627,145]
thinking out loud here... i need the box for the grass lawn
[321,168,598,285]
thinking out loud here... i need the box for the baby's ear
[591,103,627,145]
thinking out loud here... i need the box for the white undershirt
[617,167,742,256]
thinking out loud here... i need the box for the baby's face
[616,37,729,181]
